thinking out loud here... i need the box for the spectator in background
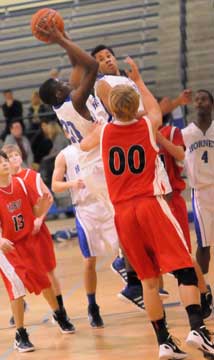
[4,120,33,168]
[1,90,23,140]
[31,118,53,169]
[40,119,69,188]
[27,91,48,131]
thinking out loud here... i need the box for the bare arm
[33,192,52,217]
[125,57,162,131]
[156,131,185,161]
[37,21,98,116]
[80,124,103,152]
[52,152,85,193]
[96,80,113,114]
[159,90,192,115]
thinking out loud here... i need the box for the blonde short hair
[2,144,22,157]
[109,85,139,121]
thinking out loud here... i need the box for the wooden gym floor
[0,218,213,360]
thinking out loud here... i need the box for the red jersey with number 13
[101,117,162,204]
[0,177,37,242]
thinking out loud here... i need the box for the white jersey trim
[36,174,43,197]
[0,250,26,299]
[16,177,27,195]
[143,116,159,152]
[100,123,108,158]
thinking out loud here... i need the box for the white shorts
[74,200,119,257]
[0,251,26,300]
[192,187,214,247]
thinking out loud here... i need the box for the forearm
[160,97,181,115]
[57,37,98,71]
[52,180,73,193]
[158,136,185,161]
[135,79,162,127]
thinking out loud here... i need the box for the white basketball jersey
[182,121,214,189]
[53,96,101,168]
[94,74,144,112]
[61,145,94,205]
[86,94,112,123]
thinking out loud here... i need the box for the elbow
[51,181,57,193]
[80,140,89,152]
[88,59,99,74]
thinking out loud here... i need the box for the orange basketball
[31,8,64,43]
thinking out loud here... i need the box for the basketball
[31,8,64,43]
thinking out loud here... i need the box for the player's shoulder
[181,122,195,136]
[53,95,72,111]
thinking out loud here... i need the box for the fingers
[1,240,15,253]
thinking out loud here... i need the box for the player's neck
[195,115,212,132]
[0,174,11,188]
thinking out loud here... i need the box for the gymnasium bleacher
[0,0,160,125]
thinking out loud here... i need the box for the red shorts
[114,196,193,280]
[4,236,51,299]
[168,192,192,252]
[32,223,56,273]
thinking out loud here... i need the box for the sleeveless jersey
[182,122,214,189]
[53,96,102,168]
[0,177,36,242]
[61,145,96,205]
[159,126,185,192]
[95,74,144,112]
[101,117,163,204]
[15,168,42,196]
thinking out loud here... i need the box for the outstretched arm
[125,57,162,130]
[37,21,98,116]
[159,89,192,115]
[156,130,185,161]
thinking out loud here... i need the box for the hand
[0,238,15,253]
[70,179,85,190]
[124,57,141,83]
[32,218,43,235]
[36,192,52,209]
[178,89,192,105]
[36,18,65,44]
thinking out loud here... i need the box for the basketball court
[0,218,212,360]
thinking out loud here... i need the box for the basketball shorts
[0,251,26,300]
[74,200,119,258]
[168,191,191,252]
[32,223,56,273]
[114,195,193,280]
[5,236,51,297]
[192,186,214,247]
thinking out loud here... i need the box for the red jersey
[0,177,38,242]
[14,168,56,273]
[101,118,162,204]
[159,126,185,192]
[16,168,42,197]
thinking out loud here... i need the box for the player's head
[0,150,10,177]
[2,144,22,174]
[109,85,139,122]
[91,44,119,75]
[194,89,213,117]
[39,78,71,106]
